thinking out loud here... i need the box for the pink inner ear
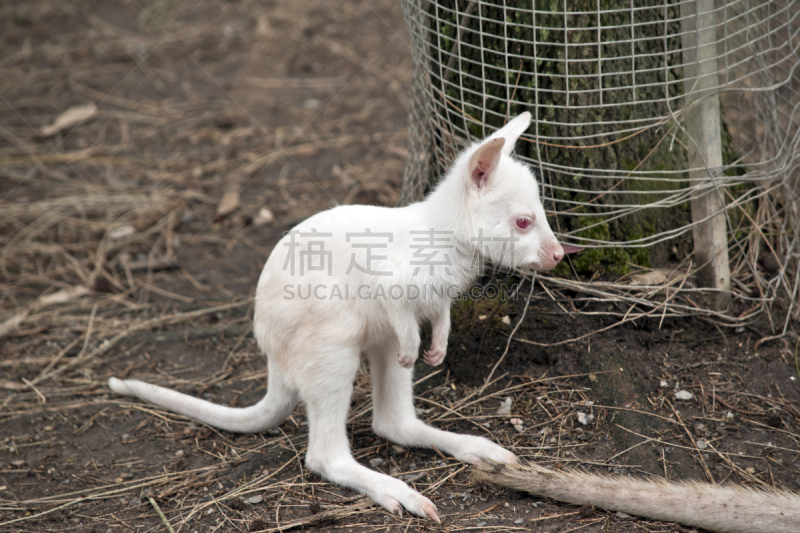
[471,166,488,189]
[561,244,584,254]
[469,137,505,190]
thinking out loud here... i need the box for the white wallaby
[110,113,561,520]
[110,113,800,532]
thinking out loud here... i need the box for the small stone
[121,433,130,441]
[129,499,141,506]
[392,445,405,454]
[726,411,735,419]
[588,373,597,382]
[745,467,756,474]
[175,450,184,457]
[10,460,25,467]
[616,511,633,520]
[369,457,384,467]
[477,522,487,527]
[254,208,275,226]
[514,518,524,524]
[478,315,488,320]
[674,390,693,401]
[500,315,511,325]
[248,494,263,504]
[497,397,513,416]
[659,380,668,388]
[577,412,594,425]
[696,439,708,450]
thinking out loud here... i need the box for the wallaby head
[432,112,565,272]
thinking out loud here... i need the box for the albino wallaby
[476,462,800,533]
[108,113,797,530]
[110,113,564,520]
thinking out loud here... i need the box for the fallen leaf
[629,270,669,286]
[41,103,97,137]
[215,186,240,220]
[0,379,28,391]
[108,225,136,241]
[0,310,29,340]
[497,397,512,416]
[36,286,90,307]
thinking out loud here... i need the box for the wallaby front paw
[397,352,417,369]
[423,346,446,366]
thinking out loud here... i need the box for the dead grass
[1,1,799,532]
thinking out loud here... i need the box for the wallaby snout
[536,240,564,271]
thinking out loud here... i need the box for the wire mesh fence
[401,0,800,333]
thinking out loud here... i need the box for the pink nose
[553,244,564,264]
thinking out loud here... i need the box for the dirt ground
[2,1,800,532]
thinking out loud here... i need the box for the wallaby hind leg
[299,345,439,521]
[108,359,299,433]
[368,344,516,465]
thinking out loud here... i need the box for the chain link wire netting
[400,0,800,332]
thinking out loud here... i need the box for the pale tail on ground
[475,462,800,533]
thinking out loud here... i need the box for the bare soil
[2,1,799,533]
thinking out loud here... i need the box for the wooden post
[680,0,731,310]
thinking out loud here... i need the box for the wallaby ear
[486,112,531,157]
[469,137,505,190]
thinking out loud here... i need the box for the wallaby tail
[108,374,298,433]
[475,462,800,533]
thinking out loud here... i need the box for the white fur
[109,113,565,521]
[476,462,800,533]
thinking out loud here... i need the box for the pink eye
[515,217,533,230]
